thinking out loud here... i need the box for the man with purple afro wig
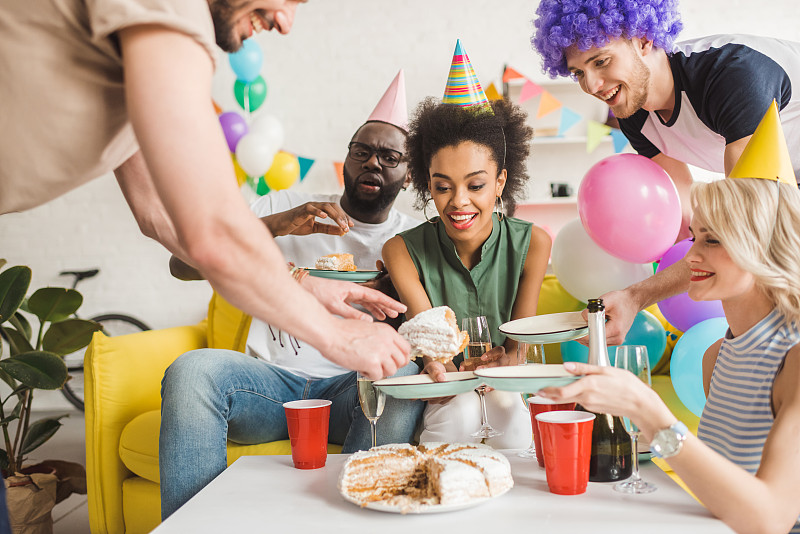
[532,1,800,345]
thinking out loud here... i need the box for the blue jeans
[159,349,423,519]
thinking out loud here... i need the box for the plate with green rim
[375,371,480,399]
[305,269,381,283]
[499,311,589,344]
[473,364,581,392]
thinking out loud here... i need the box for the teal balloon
[671,317,728,417]
[234,76,267,112]
[560,310,666,370]
[228,38,263,83]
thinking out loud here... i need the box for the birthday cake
[315,253,357,271]
[398,306,469,364]
[339,443,513,510]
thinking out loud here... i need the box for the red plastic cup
[535,410,595,495]
[283,399,332,469]
[528,397,577,468]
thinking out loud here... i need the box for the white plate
[499,311,588,344]
[304,269,380,282]
[375,372,479,399]
[339,492,497,514]
[473,364,581,392]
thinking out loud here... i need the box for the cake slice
[315,253,357,271]
[398,306,469,364]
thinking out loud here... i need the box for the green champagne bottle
[575,298,632,482]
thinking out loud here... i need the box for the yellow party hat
[728,100,797,185]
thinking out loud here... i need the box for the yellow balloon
[231,155,248,187]
[264,151,300,190]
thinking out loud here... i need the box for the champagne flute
[518,343,545,458]
[613,345,657,494]
[462,316,502,439]
[357,371,386,449]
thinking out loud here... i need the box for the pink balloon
[578,154,681,264]
[656,239,725,332]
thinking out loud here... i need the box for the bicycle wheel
[62,313,151,411]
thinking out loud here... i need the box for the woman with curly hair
[382,95,551,448]
[531,0,800,352]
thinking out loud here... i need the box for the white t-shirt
[246,190,420,378]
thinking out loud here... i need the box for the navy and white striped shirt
[697,309,800,533]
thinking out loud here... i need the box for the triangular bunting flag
[297,156,315,182]
[485,82,503,101]
[333,161,344,187]
[536,91,562,118]
[519,80,543,104]
[610,129,629,153]
[586,121,612,153]
[557,107,582,136]
[502,66,525,83]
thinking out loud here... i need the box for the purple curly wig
[532,0,683,78]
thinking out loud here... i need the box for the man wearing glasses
[161,73,424,519]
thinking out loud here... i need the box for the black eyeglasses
[347,142,404,168]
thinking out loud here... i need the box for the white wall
[1,0,797,407]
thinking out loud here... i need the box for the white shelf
[533,136,612,145]
[520,197,578,206]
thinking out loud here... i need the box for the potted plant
[0,259,101,533]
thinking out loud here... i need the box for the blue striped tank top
[697,309,800,533]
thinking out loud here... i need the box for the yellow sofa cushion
[119,410,342,484]
[207,292,252,352]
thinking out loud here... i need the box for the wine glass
[462,316,502,439]
[357,371,386,448]
[613,345,657,494]
[518,343,545,458]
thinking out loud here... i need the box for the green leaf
[43,319,102,356]
[21,416,66,455]
[27,288,83,324]
[0,351,68,389]
[0,449,8,473]
[0,266,31,324]
[0,399,23,425]
[10,312,32,340]
[0,368,17,391]
[2,326,34,355]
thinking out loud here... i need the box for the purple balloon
[219,111,249,153]
[656,238,725,332]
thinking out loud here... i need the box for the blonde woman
[540,177,800,533]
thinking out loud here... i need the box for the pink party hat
[442,40,490,108]
[367,69,408,131]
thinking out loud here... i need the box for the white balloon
[249,114,284,148]
[551,219,653,303]
[235,132,279,177]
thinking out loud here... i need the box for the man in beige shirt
[0,0,410,378]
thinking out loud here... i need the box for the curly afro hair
[532,0,683,78]
[405,97,533,217]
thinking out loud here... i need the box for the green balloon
[235,76,267,112]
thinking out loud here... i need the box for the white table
[153,452,732,533]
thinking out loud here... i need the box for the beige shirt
[0,0,216,214]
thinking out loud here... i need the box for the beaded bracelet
[287,263,309,284]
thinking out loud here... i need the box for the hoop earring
[495,196,505,222]
[423,198,438,224]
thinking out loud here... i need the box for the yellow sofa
[84,276,698,533]
[84,292,342,534]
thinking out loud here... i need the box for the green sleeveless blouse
[399,214,532,351]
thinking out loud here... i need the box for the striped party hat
[442,40,490,109]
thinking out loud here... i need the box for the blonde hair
[691,178,800,322]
